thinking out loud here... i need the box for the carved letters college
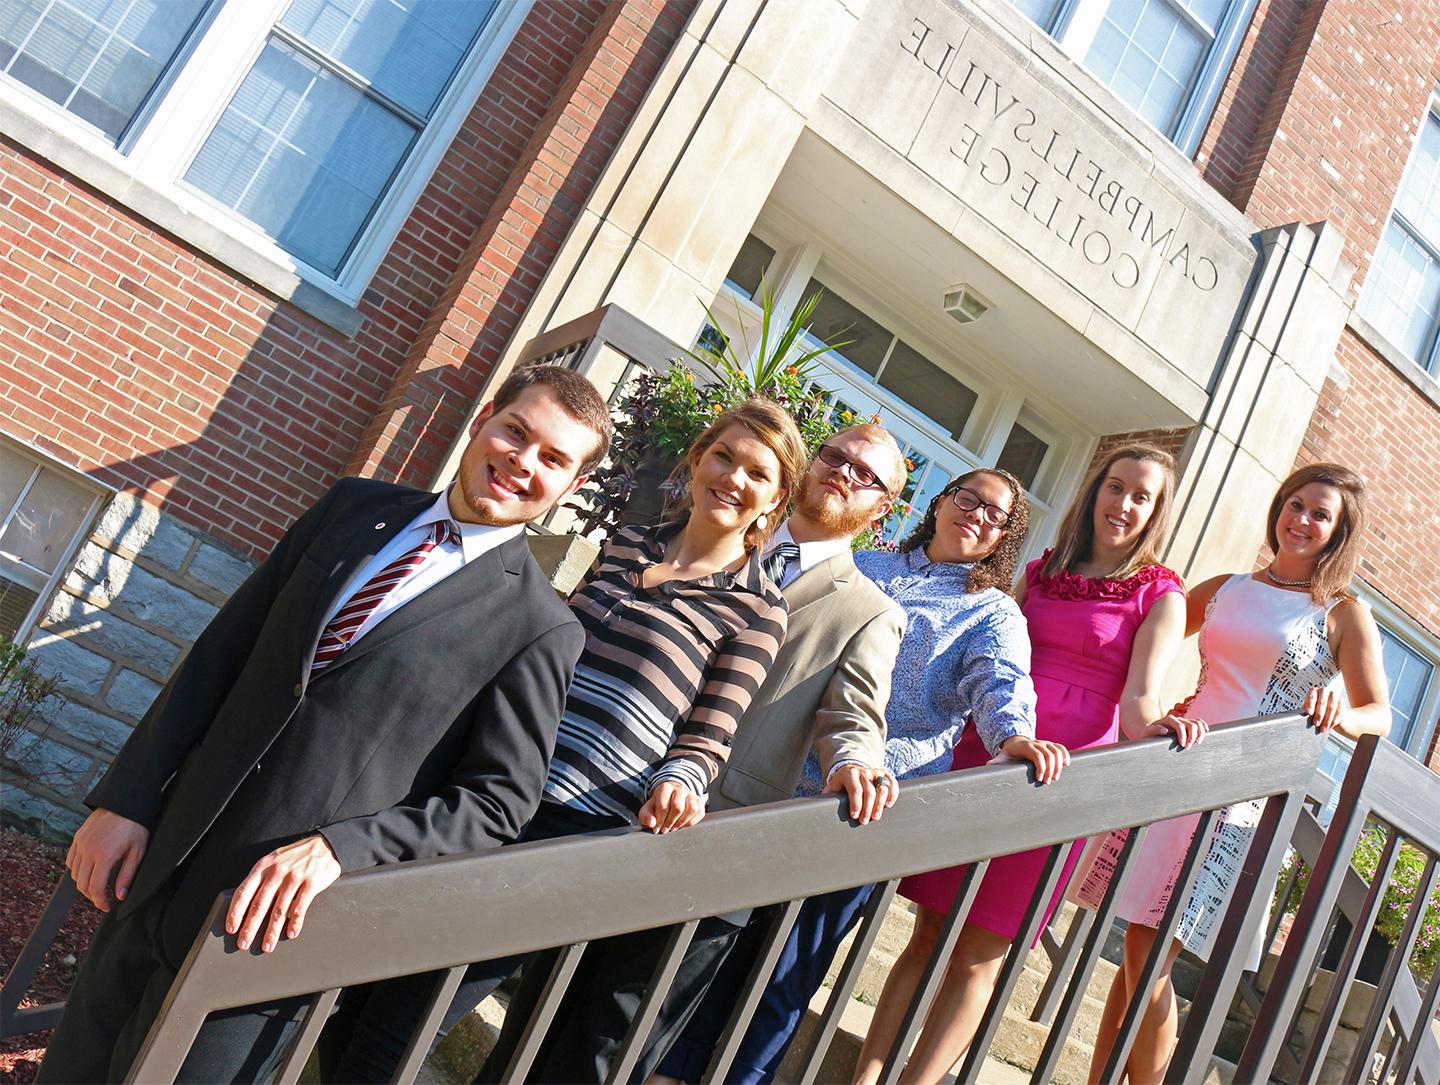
[901,16,1219,294]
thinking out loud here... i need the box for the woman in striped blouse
[327,398,803,1084]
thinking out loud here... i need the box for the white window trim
[1036,0,1258,155]
[0,0,534,333]
[1357,90,1440,378]
[1,435,111,645]
[1357,582,1440,760]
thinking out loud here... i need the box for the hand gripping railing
[97,713,1326,1084]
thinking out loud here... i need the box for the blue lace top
[825,546,1037,784]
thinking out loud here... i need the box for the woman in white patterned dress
[1083,463,1392,1085]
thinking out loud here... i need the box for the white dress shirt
[318,489,523,649]
[760,522,852,588]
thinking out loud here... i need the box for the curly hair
[899,468,1030,593]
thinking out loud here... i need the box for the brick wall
[1195,0,1440,771]
[0,0,690,838]
[0,0,686,561]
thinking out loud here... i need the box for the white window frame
[707,228,1087,562]
[1313,584,1440,818]
[0,0,534,323]
[1,435,110,645]
[1357,92,1440,378]
[1021,0,1258,155]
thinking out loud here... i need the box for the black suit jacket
[87,478,584,939]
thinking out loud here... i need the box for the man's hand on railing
[822,764,898,825]
[226,834,342,953]
[66,808,150,911]
[638,780,706,834]
[1143,713,1210,748]
[999,736,1070,783]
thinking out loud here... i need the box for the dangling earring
[756,513,769,532]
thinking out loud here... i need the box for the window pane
[280,0,495,119]
[997,422,1048,489]
[803,279,893,377]
[185,38,416,275]
[1361,219,1440,364]
[0,573,41,641]
[1377,627,1434,751]
[1,444,37,511]
[1084,0,1211,134]
[0,466,93,574]
[723,234,775,299]
[0,0,209,141]
[1009,0,1064,28]
[1395,111,1440,243]
[876,341,977,440]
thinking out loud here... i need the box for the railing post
[0,873,78,1039]
[1234,736,1380,1083]
[1169,788,1309,1083]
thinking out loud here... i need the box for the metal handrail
[113,713,1324,1083]
[1238,735,1440,1085]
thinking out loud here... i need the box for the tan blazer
[712,550,905,810]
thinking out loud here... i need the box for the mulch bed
[1,829,101,1085]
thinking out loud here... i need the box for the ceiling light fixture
[943,284,991,324]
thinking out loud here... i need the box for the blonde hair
[899,468,1030,593]
[1265,462,1367,603]
[1043,444,1176,580]
[671,397,807,551]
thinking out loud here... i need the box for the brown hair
[829,423,907,495]
[1265,462,1367,603]
[672,397,807,551]
[1043,444,1176,580]
[899,468,1030,593]
[492,363,614,474]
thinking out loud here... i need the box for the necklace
[1265,565,1312,588]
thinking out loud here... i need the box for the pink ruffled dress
[899,553,1184,942]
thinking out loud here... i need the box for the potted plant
[571,286,912,545]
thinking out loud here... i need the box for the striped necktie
[763,542,801,586]
[310,519,459,675]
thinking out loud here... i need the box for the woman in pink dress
[1083,462,1392,1085]
[854,444,1202,1085]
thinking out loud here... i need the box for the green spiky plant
[572,283,880,537]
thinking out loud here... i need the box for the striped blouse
[542,521,789,822]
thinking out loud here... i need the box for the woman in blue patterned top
[700,467,1069,1085]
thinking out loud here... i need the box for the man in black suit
[36,364,614,1084]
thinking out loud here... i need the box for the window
[800,276,979,441]
[723,234,776,300]
[1359,102,1440,376]
[0,0,530,304]
[1313,599,1440,820]
[997,421,1049,489]
[0,0,211,141]
[1009,0,1255,153]
[1,439,108,643]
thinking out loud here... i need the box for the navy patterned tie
[763,542,800,586]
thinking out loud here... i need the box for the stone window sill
[1345,312,1440,412]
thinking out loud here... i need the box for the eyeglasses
[949,486,1011,527]
[815,445,890,492]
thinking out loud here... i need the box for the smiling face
[794,430,898,538]
[449,384,598,527]
[1091,456,1168,557]
[688,422,787,539]
[1272,481,1343,564]
[928,470,1013,564]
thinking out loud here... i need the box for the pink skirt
[900,674,1117,943]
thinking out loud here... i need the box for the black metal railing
[5,716,1436,1085]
